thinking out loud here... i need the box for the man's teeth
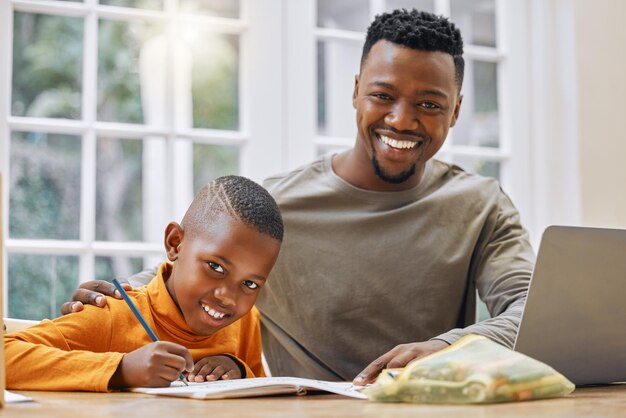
[380,135,418,149]
[202,305,226,319]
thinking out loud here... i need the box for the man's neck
[331,150,424,192]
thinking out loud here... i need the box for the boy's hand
[60,280,132,315]
[109,341,194,388]
[188,355,242,382]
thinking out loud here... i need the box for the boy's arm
[4,307,124,392]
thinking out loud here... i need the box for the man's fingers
[79,280,123,299]
[71,288,108,307]
[60,301,84,315]
[353,356,389,385]
[387,351,417,369]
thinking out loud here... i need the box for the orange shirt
[4,263,264,392]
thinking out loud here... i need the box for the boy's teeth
[380,135,418,149]
[202,304,226,319]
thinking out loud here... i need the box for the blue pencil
[112,278,189,386]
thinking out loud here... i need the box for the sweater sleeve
[435,189,535,348]
[235,307,265,378]
[5,305,125,392]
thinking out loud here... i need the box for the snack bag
[364,334,575,404]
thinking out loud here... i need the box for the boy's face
[164,216,281,336]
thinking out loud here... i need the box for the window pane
[12,13,83,119]
[8,254,79,320]
[96,137,144,241]
[179,0,240,18]
[187,30,240,130]
[450,0,496,47]
[452,156,500,180]
[9,132,81,239]
[98,19,163,124]
[95,256,145,281]
[99,0,163,10]
[385,0,434,14]
[317,40,361,137]
[317,0,369,32]
[452,60,499,148]
[192,143,239,194]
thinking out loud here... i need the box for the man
[63,9,534,385]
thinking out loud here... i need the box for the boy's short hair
[361,8,465,90]
[182,175,284,241]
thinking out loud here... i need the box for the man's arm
[354,190,534,384]
[60,267,159,315]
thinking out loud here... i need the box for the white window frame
[0,0,284,317]
[1,0,583,317]
[284,0,564,246]
[287,0,517,173]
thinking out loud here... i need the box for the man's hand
[353,339,450,385]
[187,355,243,382]
[109,341,194,389]
[60,280,132,315]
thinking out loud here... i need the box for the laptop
[514,225,626,385]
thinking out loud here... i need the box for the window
[1,0,530,320]
[0,0,283,319]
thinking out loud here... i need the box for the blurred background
[1,0,625,320]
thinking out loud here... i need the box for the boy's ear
[164,222,184,261]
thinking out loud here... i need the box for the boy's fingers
[207,365,227,381]
[161,341,194,372]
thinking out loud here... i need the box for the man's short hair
[361,9,465,91]
[182,175,284,241]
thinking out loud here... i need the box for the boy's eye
[208,262,224,274]
[243,280,259,290]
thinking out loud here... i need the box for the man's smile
[378,134,423,150]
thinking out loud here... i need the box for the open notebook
[131,377,367,400]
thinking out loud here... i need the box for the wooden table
[2,385,626,417]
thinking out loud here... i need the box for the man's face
[165,216,281,336]
[352,40,463,190]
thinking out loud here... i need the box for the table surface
[2,384,626,418]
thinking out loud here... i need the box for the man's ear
[450,94,463,127]
[164,222,184,261]
[352,74,360,109]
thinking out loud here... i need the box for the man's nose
[384,101,419,132]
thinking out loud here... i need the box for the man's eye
[208,262,224,273]
[420,102,440,109]
[243,280,259,290]
[372,93,392,100]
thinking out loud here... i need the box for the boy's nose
[214,285,236,307]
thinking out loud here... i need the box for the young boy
[4,175,283,391]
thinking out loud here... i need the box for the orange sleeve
[4,306,124,392]
[236,307,265,378]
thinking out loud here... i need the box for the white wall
[575,0,626,229]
